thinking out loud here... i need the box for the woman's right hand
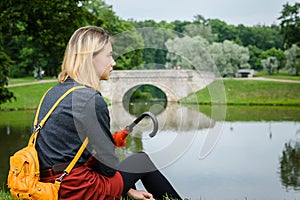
[127,188,153,200]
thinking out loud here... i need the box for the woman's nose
[111,59,116,67]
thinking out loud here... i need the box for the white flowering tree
[208,40,250,77]
[284,44,300,76]
[165,36,215,71]
[165,36,250,77]
[261,56,280,75]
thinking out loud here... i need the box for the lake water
[1,103,299,199]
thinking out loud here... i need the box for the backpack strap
[55,137,89,183]
[33,85,86,133]
[30,85,86,146]
[30,85,89,182]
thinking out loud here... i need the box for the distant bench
[236,69,254,78]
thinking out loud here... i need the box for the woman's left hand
[127,188,153,200]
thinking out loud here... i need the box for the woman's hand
[127,188,153,200]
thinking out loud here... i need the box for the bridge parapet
[100,70,215,102]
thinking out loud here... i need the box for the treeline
[0,0,299,104]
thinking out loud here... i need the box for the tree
[183,23,217,42]
[260,48,286,71]
[0,0,142,105]
[130,20,177,69]
[248,45,263,70]
[170,20,191,33]
[278,2,300,48]
[208,40,250,77]
[1,0,93,77]
[284,44,300,76]
[112,29,145,70]
[165,36,214,71]
[82,0,144,70]
[193,14,209,25]
[208,19,237,43]
[0,47,15,104]
[261,57,280,75]
[165,35,250,77]
[235,24,284,50]
[82,0,134,34]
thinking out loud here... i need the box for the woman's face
[93,42,116,80]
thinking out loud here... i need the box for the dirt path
[7,79,57,87]
[224,77,300,83]
[7,77,300,88]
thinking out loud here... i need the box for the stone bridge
[100,70,216,103]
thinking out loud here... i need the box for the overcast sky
[104,0,297,26]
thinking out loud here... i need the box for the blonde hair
[58,26,110,91]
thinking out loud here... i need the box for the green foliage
[247,45,263,70]
[165,36,212,70]
[165,36,250,77]
[278,2,300,48]
[131,21,177,69]
[0,0,144,105]
[0,0,141,75]
[209,40,250,77]
[260,48,286,70]
[0,1,297,106]
[113,30,144,70]
[82,0,134,34]
[183,23,217,42]
[0,47,15,104]
[1,0,93,76]
[234,24,284,50]
[284,44,300,75]
[261,57,280,75]
[82,0,145,70]
[208,19,237,42]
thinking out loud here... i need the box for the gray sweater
[32,78,119,176]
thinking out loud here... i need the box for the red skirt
[40,165,123,200]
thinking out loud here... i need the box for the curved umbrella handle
[127,112,158,137]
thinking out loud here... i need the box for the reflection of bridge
[109,103,215,133]
[101,70,215,102]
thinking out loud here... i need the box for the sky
[104,0,297,26]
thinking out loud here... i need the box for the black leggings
[119,152,182,200]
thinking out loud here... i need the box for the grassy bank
[1,82,57,110]
[181,79,300,106]
[2,80,112,111]
[1,78,300,111]
[0,189,176,200]
[0,192,12,200]
[253,70,300,81]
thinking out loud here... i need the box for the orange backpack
[7,86,88,200]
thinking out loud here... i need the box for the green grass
[0,189,13,200]
[0,189,177,200]
[1,80,112,111]
[1,82,57,110]
[181,79,300,106]
[253,69,300,81]
[2,77,300,110]
[7,76,56,85]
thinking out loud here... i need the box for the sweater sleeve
[72,89,119,177]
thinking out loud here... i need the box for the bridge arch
[122,82,178,103]
[100,70,216,103]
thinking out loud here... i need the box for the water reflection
[1,105,300,199]
[279,128,300,191]
[149,121,300,199]
[122,84,168,116]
